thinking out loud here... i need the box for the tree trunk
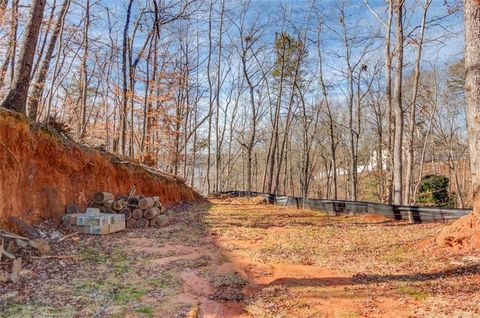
[28,0,71,121]
[0,0,18,90]
[79,0,90,139]
[206,0,214,194]
[392,0,404,205]
[215,0,225,192]
[121,0,134,155]
[267,34,287,194]
[1,0,46,114]
[465,0,480,216]
[385,0,394,204]
[404,0,430,206]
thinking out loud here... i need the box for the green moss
[114,286,147,304]
[135,305,153,317]
[78,247,108,263]
[397,284,429,301]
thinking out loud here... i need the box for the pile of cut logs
[87,192,173,228]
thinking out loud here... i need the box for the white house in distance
[318,150,389,178]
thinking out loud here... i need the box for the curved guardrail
[213,191,472,223]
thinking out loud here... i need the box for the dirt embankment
[0,109,203,231]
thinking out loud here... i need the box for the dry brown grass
[205,199,480,317]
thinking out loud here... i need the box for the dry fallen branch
[58,231,80,242]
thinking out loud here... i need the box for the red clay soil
[427,212,480,255]
[0,109,203,231]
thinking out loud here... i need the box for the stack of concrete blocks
[63,208,125,235]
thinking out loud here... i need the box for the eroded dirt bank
[0,109,202,230]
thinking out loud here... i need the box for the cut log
[93,192,115,204]
[119,207,132,220]
[138,197,155,210]
[0,230,28,241]
[136,218,148,228]
[144,207,160,220]
[149,215,172,228]
[126,218,136,228]
[152,196,161,208]
[127,204,138,210]
[66,204,81,214]
[98,205,110,213]
[1,248,15,260]
[8,216,42,238]
[104,200,114,210]
[112,199,125,211]
[58,232,79,242]
[132,209,144,220]
[128,196,140,206]
[28,238,51,255]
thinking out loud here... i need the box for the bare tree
[404,0,431,206]
[1,0,46,114]
[392,0,404,205]
[120,0,134,155]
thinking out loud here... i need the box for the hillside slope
[0,109,203,231]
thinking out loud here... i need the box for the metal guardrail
[213,191,472,223]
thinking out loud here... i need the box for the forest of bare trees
[0,0,471,206]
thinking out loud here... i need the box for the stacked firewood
[89,192,173,228]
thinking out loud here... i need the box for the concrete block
[65,212,125,235]
[86,208,100,216]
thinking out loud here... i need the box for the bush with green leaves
[417,175,450,206]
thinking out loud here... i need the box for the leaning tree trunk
[465,0,480,217]
[1,0,46,114]
[28,0,71,121]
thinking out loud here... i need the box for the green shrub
[417,175,450,206]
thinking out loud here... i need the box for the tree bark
[0,0,18,90]
[215,0,225,192]
[1,0,46,114]
[392,0,404,205]
[121,0,134,155]
[28,0,71,121]
[465,0,480,216]
[79,0,90,139]
[404,0,430,206]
